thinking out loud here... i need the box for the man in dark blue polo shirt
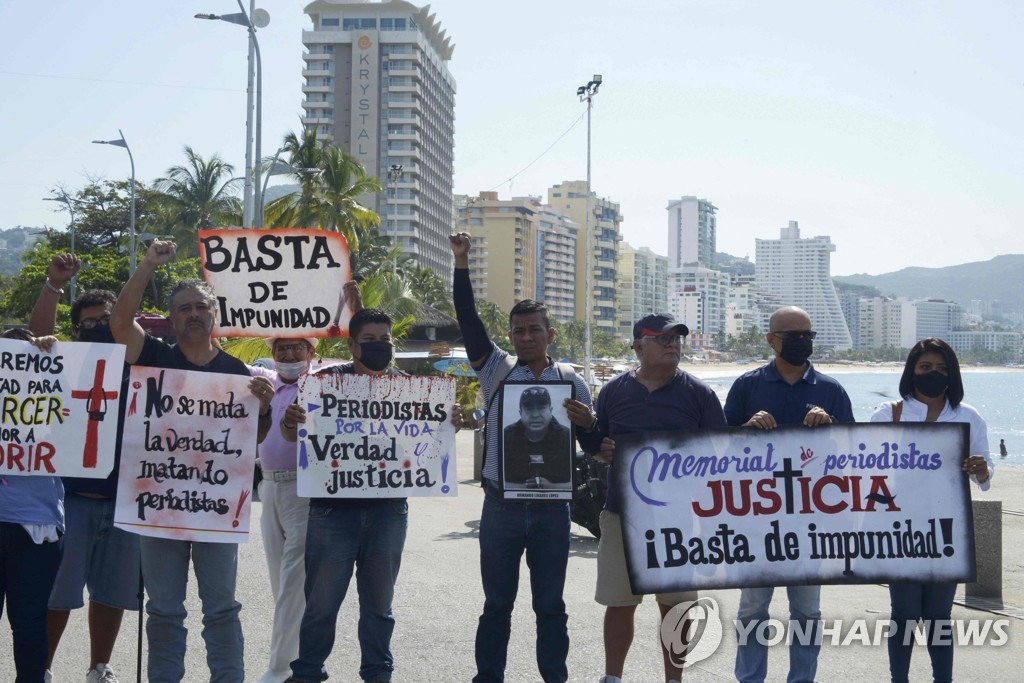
[593,314,726,683]
[725,306,854,683]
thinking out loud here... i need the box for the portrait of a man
[501,384,574,495]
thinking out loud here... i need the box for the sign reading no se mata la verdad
[198,227,351,338]
[0,338,125,478]
[114,366,260,543]
[615,422,974,594]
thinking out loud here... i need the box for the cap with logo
[633,314,690,340]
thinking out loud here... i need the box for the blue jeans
[290,500,409,683]
[888,581,957,683]
[735,584,821,683]
[140,537,243,683]
[473,490,570,683]
[0,522,63,683]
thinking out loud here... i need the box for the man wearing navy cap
[592,314,727,683]
[502,387,572,489]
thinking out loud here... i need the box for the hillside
[834,254,1024,314]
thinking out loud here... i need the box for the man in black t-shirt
[111,240,273,683]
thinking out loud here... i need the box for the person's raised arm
[112,240,177,363]
[449,232,493,369]
[28,253,81,336]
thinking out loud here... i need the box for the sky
[1,0,1022,276]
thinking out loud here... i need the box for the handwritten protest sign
[1,338,125,478]
[198,227,351,338]
[297,372,457,498]
[615,423,973,594]
[114,366,259,543]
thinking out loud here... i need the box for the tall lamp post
[42,192,78,301]
[92,130,136,274]
[386,164,404,275]
[196,2,270,228]
[577,74,602,387]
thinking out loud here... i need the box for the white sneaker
[86,663,119,683]
[256,670,292,683]
[44,671,53,683]
[599,677,623,683]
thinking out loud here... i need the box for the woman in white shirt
[871,338,993,683]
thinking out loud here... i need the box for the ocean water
[692,369,1024,468]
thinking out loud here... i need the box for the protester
[450,232,602,683]
[502,386,573,490]
[591,314,727,683]
[724,306,854,683]
[0,328,65,683]
[282,307,462,683]
[26,254,138,683]
[871,337,993,683]
[109,240,273,683]
[255,281,361,683]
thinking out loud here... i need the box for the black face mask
[357,341,393,372]
[913,370,948,398]
[778,337,813,367]
[78,325,115,344]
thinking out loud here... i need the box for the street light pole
[42,192,78,301]
[92,130,136,274]
[195,2,269,228]
[387,164,404,275]
[577,74,602,388]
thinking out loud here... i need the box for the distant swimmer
[1000,438,1008,457]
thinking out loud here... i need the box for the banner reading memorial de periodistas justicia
[198,227,351,338]
[615,423,975,594]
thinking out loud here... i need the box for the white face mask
[276,360,309,381]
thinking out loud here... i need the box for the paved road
[5,430,1021,681]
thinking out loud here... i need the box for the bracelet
[45,279,64,295]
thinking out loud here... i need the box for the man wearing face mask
[255,282,361,683]
[27,254,139,683]
[724,306,854,683]
[282,307,462,683]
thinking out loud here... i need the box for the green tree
[154,146,242,256]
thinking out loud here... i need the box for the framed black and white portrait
[498,381,575,500]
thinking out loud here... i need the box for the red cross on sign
[70,360,119,469]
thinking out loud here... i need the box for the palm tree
[154,146,242,256]
[264,129,382,250]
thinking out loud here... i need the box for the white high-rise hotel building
[301,0,456,279]
[755,221,852,349]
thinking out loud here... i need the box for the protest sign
[198,227,351,338]
[0,338,125,478]
[114,366,260,542]
[297,372,457,498]
[498,381,575,500]
[615,423,973,594]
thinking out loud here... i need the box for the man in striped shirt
[451,233,603,683]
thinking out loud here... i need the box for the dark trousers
[1,522,63,683]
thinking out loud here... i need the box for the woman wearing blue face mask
[871,338,993,683]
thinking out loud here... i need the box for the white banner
[614,423,974,593]
[114,367,259,543]
[0,338,125,478]
[199,227,352,338]
[297,373,458,498]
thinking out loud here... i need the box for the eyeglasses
[771,330,817,340]
[78,315,111,330]
[643,334,681,347]
[274,342,310,356]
